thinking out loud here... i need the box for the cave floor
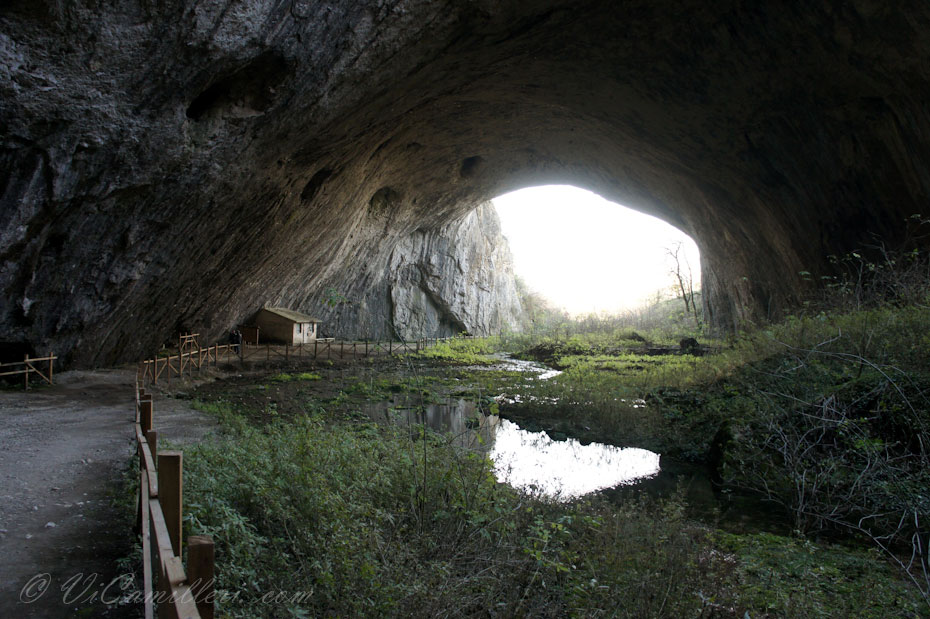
[0,369,218,618]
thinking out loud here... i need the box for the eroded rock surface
[387,203,522,341]
[1,1,929,365]
[279,202,523,341]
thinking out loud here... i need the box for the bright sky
[492,185,700,315]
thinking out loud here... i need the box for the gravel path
[0,369,218,617]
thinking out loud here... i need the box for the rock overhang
[1,0,929,365]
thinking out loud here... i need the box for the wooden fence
[0,353,56,390]
[139,339,239,385]
[135,381,214,619]
[139,334,477,386]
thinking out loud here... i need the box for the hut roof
[261,307,321,323]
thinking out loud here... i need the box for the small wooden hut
[254,307,321,345]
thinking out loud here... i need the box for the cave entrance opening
[491,185,701,318]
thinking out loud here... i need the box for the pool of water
[361,353,789,531]
[365,398,660,500]
[364,396,789,532]
[491,419,660,498]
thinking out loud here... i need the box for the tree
[514,276,566,335]
[665,241,699,327]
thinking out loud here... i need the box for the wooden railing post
[24,353,29,390]
[48,352,53,385]
[158,451,183,557]
[188,535,215,619]
[140,396,154,435]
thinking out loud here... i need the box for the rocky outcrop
[387,203,522,340]
[1,1,929,365]
[287,203,522,341]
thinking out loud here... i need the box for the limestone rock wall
[286,202,522,341]
[387,203,522,340]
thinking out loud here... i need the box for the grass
[269,372,322,383]
[716,531,925,617]
[415,337,498,365]
[501,300,930,609]
[179,405,745,617]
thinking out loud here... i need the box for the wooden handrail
[134,382,211,618]
[0,354,56,389]
[0,354,57,367]
[141,469,153,619]
[135,425,159,498]
[0,369,33,377]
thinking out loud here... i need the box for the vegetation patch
[269,372,322,383]
[416,337,498,365]
[717,532,925,617]
[172,331,927,616]
[180,408,744,617]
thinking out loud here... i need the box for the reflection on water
[365,399,499,450]
[468,353,563,380]
[365,398,661,499]
[491,419,660,499]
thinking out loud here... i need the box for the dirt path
[0,369,218,618]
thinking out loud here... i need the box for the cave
[1,1,929,366]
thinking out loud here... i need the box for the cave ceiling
[1,0,929,364]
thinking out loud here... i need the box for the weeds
[180,409,743,617]
[498,276,930,610]
[269,372,322,383]
[717,531,925,617]
[416,337,498,365]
